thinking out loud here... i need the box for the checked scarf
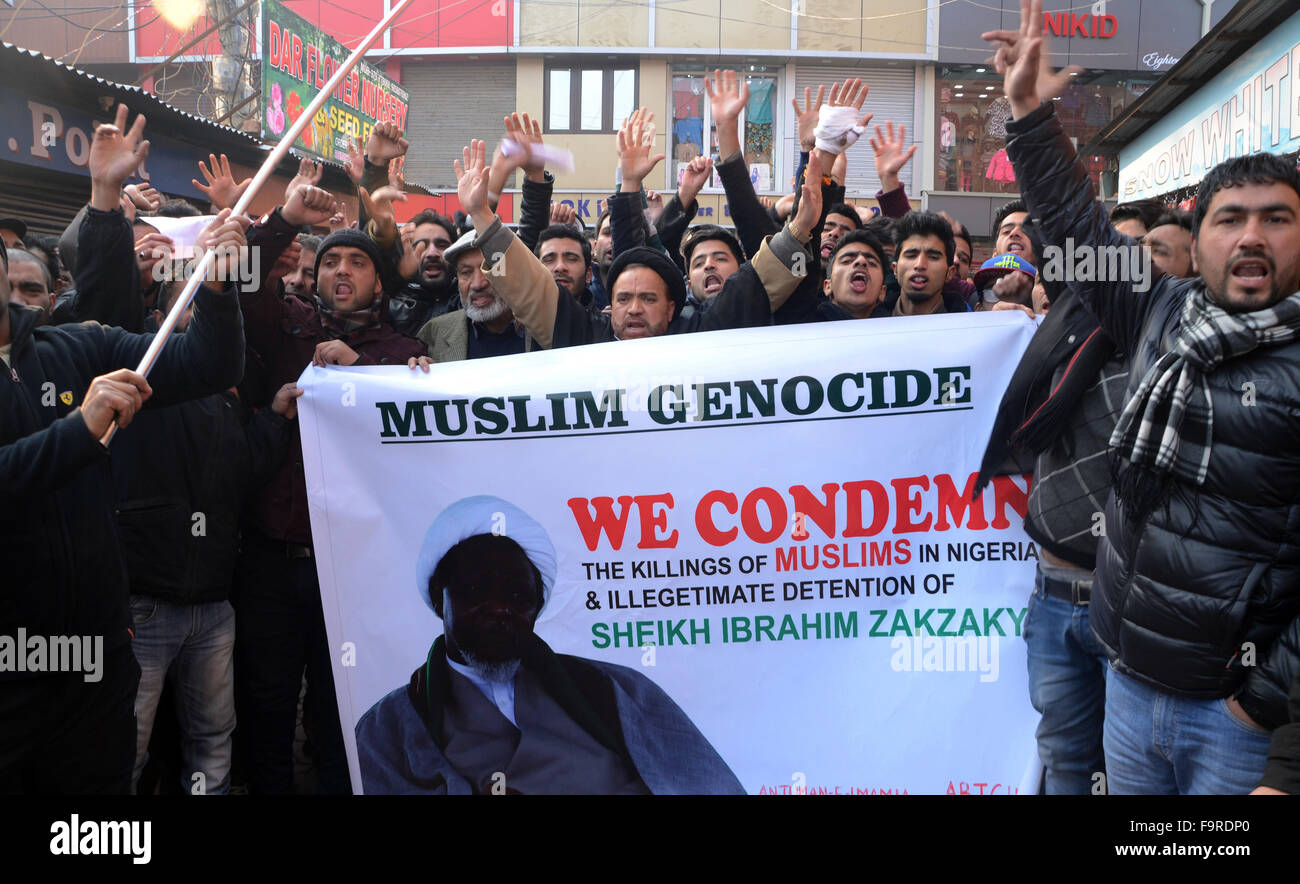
[1109,282,1300,509]
[315,295,382,340]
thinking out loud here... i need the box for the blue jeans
[1103,666,1273,794]
[130,596,236,795]
[1023,563,1108,794]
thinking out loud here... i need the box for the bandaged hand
[814,104,868,155]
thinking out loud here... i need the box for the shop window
[545,64,638,134]
[934,67,1155,195]
[671,67,780,193]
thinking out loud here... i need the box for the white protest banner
[298,313,1043,795]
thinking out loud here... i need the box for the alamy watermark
[0,629,103,682]
[149,244,261,293]
[1040,237,1152,293]
[889,634,1000,682]
[50,815,150,864]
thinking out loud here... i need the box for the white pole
[102,0,415,445]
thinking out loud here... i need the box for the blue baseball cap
[973,252,1036,288]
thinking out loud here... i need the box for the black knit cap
[312,228,387,290]
[607,247,688,318]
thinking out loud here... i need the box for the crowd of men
[1,0,1298,796]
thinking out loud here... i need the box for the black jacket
[0,261,245,672]
[1007,101,1300,729]
[388,279,460,338]
[110,392,292,604]
[67,206,294,604]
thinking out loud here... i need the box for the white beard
[460,654,521,683]
[465,294,510,323]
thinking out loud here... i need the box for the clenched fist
[81,369,153,440]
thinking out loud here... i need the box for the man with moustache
[536,224,598,312]
[818,202,862,268]
[235,182,424,795]
[389,210,459,336]
[986,0,1300,793]
[412,231,536,363]
[282,234,320,301]
[454,131,819,348]
[355,496,744,795]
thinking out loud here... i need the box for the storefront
[1091,2,1300,206]
[928,0,1214,236]
[0,42,349,237]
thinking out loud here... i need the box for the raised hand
[982,0,1081,118]
[677,154,713,209]
[366,121,409,165]
[506,111,545,181]
[344,136,365,186]
[792,84,826,153]
[817,78,873,175]
[869,121,918,193]
[359,183,408,237]
[706,68,749,124]
[706,69,749,157]
[455,139,492,223]
[487,112,544,204]
[791,149,825,242]
[827,77,869,117]
[282,184,340,228]
[550,201,577,226]
[617,107,665,192]
[89,104,149,210]
[192,153,252,211]
[125,183,164,213]
[284,155,323,206]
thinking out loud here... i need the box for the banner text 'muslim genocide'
[299,315,1044,795]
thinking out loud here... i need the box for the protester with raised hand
[793,77,869,272]
[703,69,777,263]
[192,153,253,211]
[869,121,918,220]
[985,0,1300,794]
[456,137,817,348]
[0,103,247,795]
[233,178,423,796]
[488,112,552,251]
[605,107,667,257]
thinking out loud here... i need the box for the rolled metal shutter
[401,60,517,189]
[0,167,93,239]
[792,63,918,198]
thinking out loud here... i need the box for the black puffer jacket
[0,277,245,674]
[1006,101,1300,730]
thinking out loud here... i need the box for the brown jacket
[416,310,538,363]
[473,218,812,349]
